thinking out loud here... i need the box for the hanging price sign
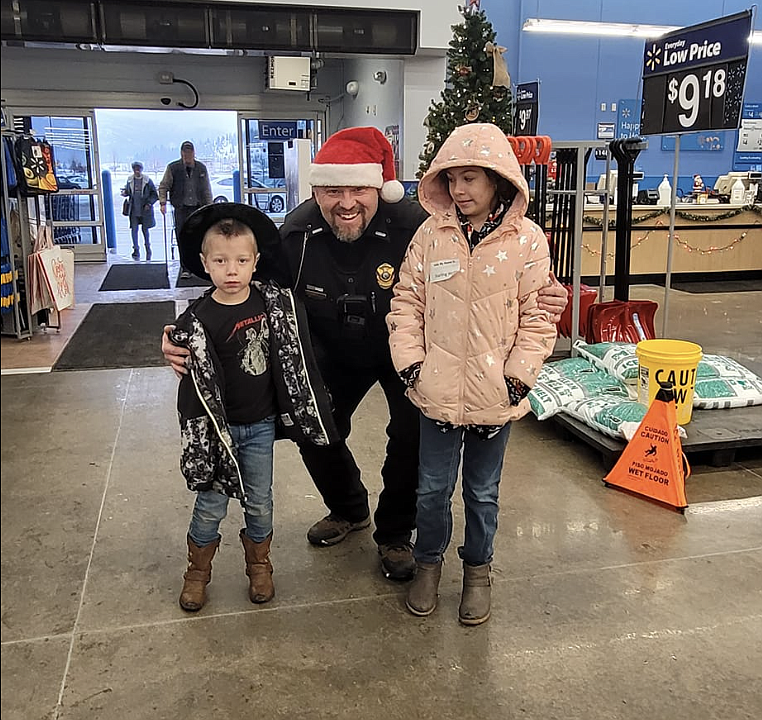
[514,81,539,135]
[640,11,752,136]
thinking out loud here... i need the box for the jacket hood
[418,123,529,222]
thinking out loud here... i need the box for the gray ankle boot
[459,562,491,625]
[406,561,442,616]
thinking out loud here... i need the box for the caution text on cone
[604,382,689,509]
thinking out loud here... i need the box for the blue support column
[102,169,117,251]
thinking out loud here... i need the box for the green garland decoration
[675,205,759,222]
[575,204,761,229]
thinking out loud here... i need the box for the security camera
[160,97,172,106]
[345,81,359,97]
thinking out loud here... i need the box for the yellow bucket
[636,339,703,424]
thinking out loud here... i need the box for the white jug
[658,175,671,205]
[730,178,745,204]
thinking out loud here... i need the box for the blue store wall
[484,0,762,193]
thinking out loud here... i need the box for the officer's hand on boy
[162,325,190,377]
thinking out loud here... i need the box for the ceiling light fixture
[522,17,762,44]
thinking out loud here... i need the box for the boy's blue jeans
[188,417,276,547]
[414,413,511,566]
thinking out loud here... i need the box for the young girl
[387,123,557,625]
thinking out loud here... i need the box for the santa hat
[309,127,405,203]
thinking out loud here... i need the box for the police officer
[162,127,568,581]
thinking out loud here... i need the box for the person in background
[169,203,337,612]
[121,161,158,260]
[388,123,557,625]
[158,141,213,279]
[161,127,569,584]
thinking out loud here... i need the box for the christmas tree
[417,0,513,178]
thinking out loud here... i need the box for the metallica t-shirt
[194,288,276,424]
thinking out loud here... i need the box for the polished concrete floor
[1,266,761,720]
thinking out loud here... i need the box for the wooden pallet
[553,404,762,470]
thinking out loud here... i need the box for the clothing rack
[0,125,33,338]
[0,119,61,338]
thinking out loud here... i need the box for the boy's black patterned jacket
[170,280,339,501]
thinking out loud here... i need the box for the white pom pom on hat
[380,176,405,203]
[309,126,405,203]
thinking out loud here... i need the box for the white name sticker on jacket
[430,259,460,283]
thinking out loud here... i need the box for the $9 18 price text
[667,68,726,129]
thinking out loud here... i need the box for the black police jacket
[273,198,428,369]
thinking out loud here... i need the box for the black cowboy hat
[178,203,281,281]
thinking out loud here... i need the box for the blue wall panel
[483,0,762,189]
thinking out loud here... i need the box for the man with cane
[158,141,212,279]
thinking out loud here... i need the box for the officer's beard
[329,207,368,243]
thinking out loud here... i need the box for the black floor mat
[175,270,212,288]
[99,263,170,291]
[669,280,762,293]
[53,302,176,371]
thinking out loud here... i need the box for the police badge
[376,263,395,290]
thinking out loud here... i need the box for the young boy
[170,204,337,612]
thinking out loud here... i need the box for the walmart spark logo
[646,44,662,71]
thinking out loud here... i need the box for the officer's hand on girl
[537,273,567,323]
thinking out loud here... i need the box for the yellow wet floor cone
[604,381,689,510]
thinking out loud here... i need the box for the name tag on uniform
[430,258,460,283]
[304,284,327,300]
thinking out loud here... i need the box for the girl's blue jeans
[188,417,276,547]
[414,412,511,566]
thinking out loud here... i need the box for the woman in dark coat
[122,161,158,260]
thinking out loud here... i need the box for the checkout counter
[579,172,761,279]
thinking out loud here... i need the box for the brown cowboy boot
[179,535,221,612]
[240,529,275,603]
[459,562,492,626]
[405,561,442,616]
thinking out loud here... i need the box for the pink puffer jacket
[387,123,557,426]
